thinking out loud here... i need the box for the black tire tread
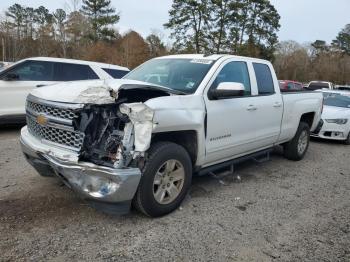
[132,141,192,217]
[284,122,310,161]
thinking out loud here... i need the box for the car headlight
[325,119,348,125]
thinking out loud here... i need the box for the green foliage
[165,0,280,59]
[332,24,350,55]
[81,0,120,41]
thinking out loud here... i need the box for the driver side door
[204,60,259,165]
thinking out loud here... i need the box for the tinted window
[54,63,99,81]
[253,63,275,95]
[308,82,329,90]
[295,83,303,90]
[1,60,54,81]
[102,68,129,79]
[323,92,350,108]
[211,61,251,95]
[287,82,294,90]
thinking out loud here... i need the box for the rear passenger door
[53,63,99,81]
[249,63,283,148]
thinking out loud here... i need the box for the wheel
[133,142,192,217]
[283,122,310,161]
[344,132,350,145]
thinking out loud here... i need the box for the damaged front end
[21,82,170,214]
[77,101,154,169]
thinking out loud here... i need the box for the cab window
[211,61,251,96]
[253,63,275,95]
[1,60,54,81]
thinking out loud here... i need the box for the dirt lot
[0,124,349,262]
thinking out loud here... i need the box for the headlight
[325,119,348,125]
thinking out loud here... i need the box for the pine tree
[81,0,120,41]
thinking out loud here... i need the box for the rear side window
[253,63,275,95]
[1,60,54,81]
[102,68,129,79]
[54,63,99,81]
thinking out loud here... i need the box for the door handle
[36,84,46,88]
[246,105,257,111]
[273,102,282,108]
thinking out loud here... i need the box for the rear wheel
[284,122,310,161]
[133,142,192,217]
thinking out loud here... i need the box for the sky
[0,0,349,44]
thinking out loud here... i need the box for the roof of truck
[156,54,269,63]
[20,57,129,71]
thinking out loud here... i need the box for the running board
[196,148,273,177]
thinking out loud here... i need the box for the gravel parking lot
[0,124,349,262]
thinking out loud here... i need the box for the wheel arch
[151,130,198,166]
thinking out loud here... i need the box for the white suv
[0,57,129,123]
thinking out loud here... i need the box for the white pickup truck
[20,54,323,217]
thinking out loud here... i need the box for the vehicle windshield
[323,92,350,108]
[308,83,329,90]
[123,58,214,94]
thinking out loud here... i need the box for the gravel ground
[0,124,349,262]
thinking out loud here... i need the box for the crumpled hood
[322,105,350,119]
[30,79,177,104]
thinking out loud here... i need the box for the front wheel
[283,122,310,161]
[344,132,350,145]
[132,142,192,217]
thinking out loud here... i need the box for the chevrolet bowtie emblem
[36,115,48,126]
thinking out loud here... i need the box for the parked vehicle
[336,85,350,91]
[0,57,129,123]
[279,80,304,91]
[306,81,335,91]
[20,54,323,217]
[311,90,350,144]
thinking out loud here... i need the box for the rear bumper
[20,126,141,214]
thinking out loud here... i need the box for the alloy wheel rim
[153,159,185,205]
[297,130,308,155]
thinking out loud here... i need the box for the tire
[132,142,192,217]
[283,122,310,161]
[344,132,350,145]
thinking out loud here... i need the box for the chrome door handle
[273,102,282,108]
[247,105,257,111]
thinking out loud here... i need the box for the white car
[0,57,129,123]
[307,81,335,91]
[311,90,350,144]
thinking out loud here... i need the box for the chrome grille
[26,95,85,151]
[27,117,84,150]
[26,100,79,121]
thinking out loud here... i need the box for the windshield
[323,92,350,108]
[123,58,214,94]
[308,82,329,90]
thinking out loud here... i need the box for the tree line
[0,0,349,84]
[274,24,350,85]
[0,0,167,69]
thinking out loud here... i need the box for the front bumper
[20,126,141,214]
[311,120,349,141]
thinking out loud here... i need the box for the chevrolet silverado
[20,54,323,217]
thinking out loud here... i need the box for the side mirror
[209,82,245,100]
[4,73,19,81]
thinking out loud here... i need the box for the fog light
[82,176,120,198]
[333,132,344,137]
